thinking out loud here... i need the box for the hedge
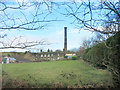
[72,56,78,60]
[83,43,107,69]
[83,31,120,87]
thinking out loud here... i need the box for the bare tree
[0,36,50,49]
[0,0,58,49]
[82,32,105,49]
[0,0,58,31]
[61,0,120,35]
[76,46,85,58]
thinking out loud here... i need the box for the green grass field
[2,60,113,88]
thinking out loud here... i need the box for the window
[44,54,46,57]
[48,54,50,57]
[41,54,43,57]
[57,57,60,60]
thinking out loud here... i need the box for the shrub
[105,31,120,87]
[83,42,107,69]
[64,56,68,58]
[83,31,120,87]
[83,48,91,61]
[72,56,77,60]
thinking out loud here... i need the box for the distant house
[32,52,65,61]
[2,56,16,64]
[9,57,16,63]
[65,53,76,59]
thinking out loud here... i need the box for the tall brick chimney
[63,27,67,54]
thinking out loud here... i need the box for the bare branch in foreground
[0,35,50,49]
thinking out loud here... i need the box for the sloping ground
[2,60,113,88]
[14,55,33,63]
[2,52,33,63]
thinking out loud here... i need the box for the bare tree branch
[62,0,120,35]
[0,0,60,49]
[0,36,49,49]
[0,0,60,31]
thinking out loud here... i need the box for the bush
[72,56,77,60]
[83,42,107,69]
[105,31,120,87]
[64,56,68,58]
[83,31,120,87]
[83,48,91,61]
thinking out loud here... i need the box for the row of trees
[76,32,105,58]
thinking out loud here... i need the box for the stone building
[27,27,76,61]
[33,52,64,61]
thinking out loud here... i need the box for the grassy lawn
[2,60,113,88]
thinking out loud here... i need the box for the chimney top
[64,27,67,29]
